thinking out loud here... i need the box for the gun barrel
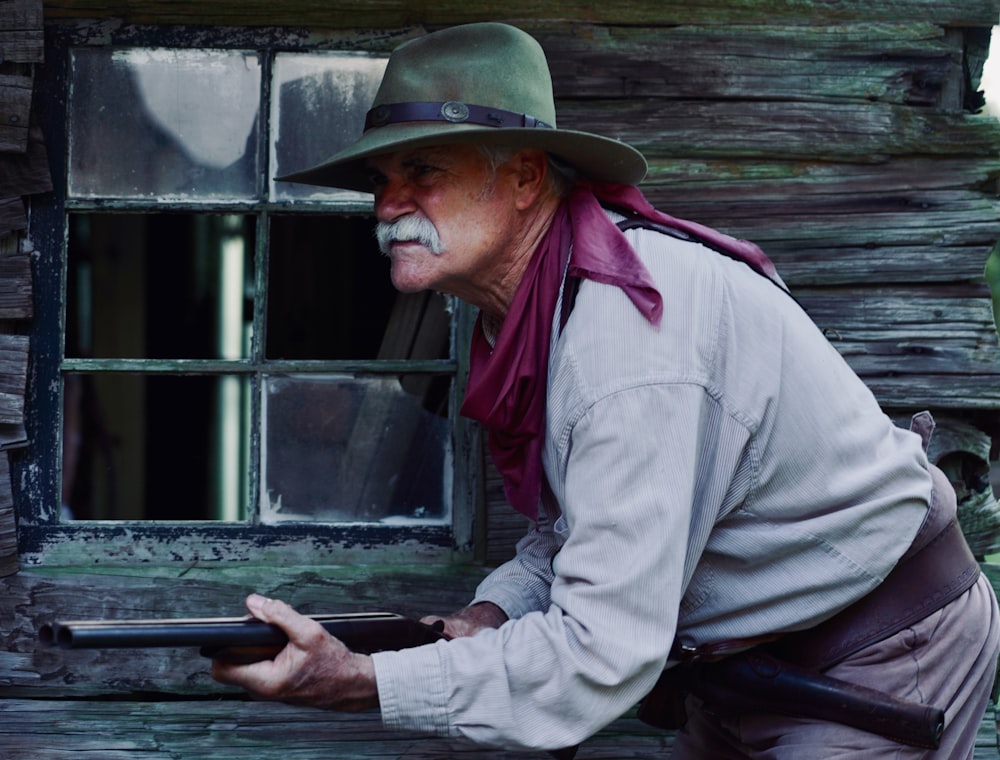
[40,611,444,660]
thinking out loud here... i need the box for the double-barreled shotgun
[39,611,447,664]
[40,612,583,759]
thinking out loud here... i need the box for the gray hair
[475,145,575,199]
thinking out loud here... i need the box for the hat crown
[372,23,557,127]
[276,23,647,191]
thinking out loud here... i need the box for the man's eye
[367,171,387,188]
[408,163,439,180]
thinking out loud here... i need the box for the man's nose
[374,175,416,222]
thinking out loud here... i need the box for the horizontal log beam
[644,157,1000,200]
[562,101,1000,163]
[0,698,671,758]
[540,22,962,108]
[39,0,1000,29]
[768,245,993,288]
[796,286,1000,379]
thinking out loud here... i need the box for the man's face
[366,144,524,303]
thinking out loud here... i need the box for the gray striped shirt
[374,221,931,750]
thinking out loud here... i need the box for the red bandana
[460,182,777,521]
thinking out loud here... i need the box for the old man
[213,23,999,758]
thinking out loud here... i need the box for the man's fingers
[211,596,314,692]
[211,651,276,688]
[244,594,346,655]
[246,594,314,641]
[245,593,289,623]
[210,594,380,711]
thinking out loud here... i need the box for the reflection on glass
[66,214,254,360]
[69,48,260,199]
[270,52,387,202]
[262,375,451,524]
[61,374,251,521]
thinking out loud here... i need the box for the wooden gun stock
[39,612,447,664]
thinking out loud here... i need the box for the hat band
[365,101,554,132]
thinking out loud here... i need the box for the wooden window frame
[15,22,482,567]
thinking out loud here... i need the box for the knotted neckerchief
[460,181,778,521]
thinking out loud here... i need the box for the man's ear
[510,148,551,210]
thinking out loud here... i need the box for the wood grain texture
[0,0,44,64]
[37,0,1000,28]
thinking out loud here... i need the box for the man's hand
[420,601,508,639]
[210,594,378,712]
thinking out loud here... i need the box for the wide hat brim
[277,122,648,193]
[276,23,648,193]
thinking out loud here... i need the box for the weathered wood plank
[869,373,1000,410]
[0,123,53,197]
[0,33,45,63]
[0,698,996,760]
[645,159,1000,240]
[0,252,32,318]
[562,100,1000,163]
[0,0,43,28]
[0,0,44,63]
[38,0,1000,29]
[799,287,1000,406]
[0,678,995,758]
[645,157,1000,197]
[0,454,17,578]
[0,197,25,236]
[0,699,673,759]
[796,286,1000,376]
[638,158,1000,287]
[0,70,32,154]
[15,522,463,567]
[658,189,1000,252]
[538,22,961,107]
[0,333,28,424]
[0,31,44,65]
[768,244,995,288]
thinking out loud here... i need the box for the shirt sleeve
[373,382,726,750]
[469,507,560,620]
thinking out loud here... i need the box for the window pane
[67,214,254,360]
[62,374,251,521]
[268,214,447,361]
[270,52,387,202]
[69,48,261,199]
[261,374,451,524]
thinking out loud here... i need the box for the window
[18,26,479,565]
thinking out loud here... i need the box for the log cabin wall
[1,1,999,757]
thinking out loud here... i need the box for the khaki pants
[672,574,1000,759]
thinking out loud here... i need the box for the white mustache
[375,216,445,256]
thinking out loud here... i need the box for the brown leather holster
[636,647,946,749]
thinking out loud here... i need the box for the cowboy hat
[277,22,647,191]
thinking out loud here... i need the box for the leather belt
[364,101,554,131]
[767,463,981,671]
